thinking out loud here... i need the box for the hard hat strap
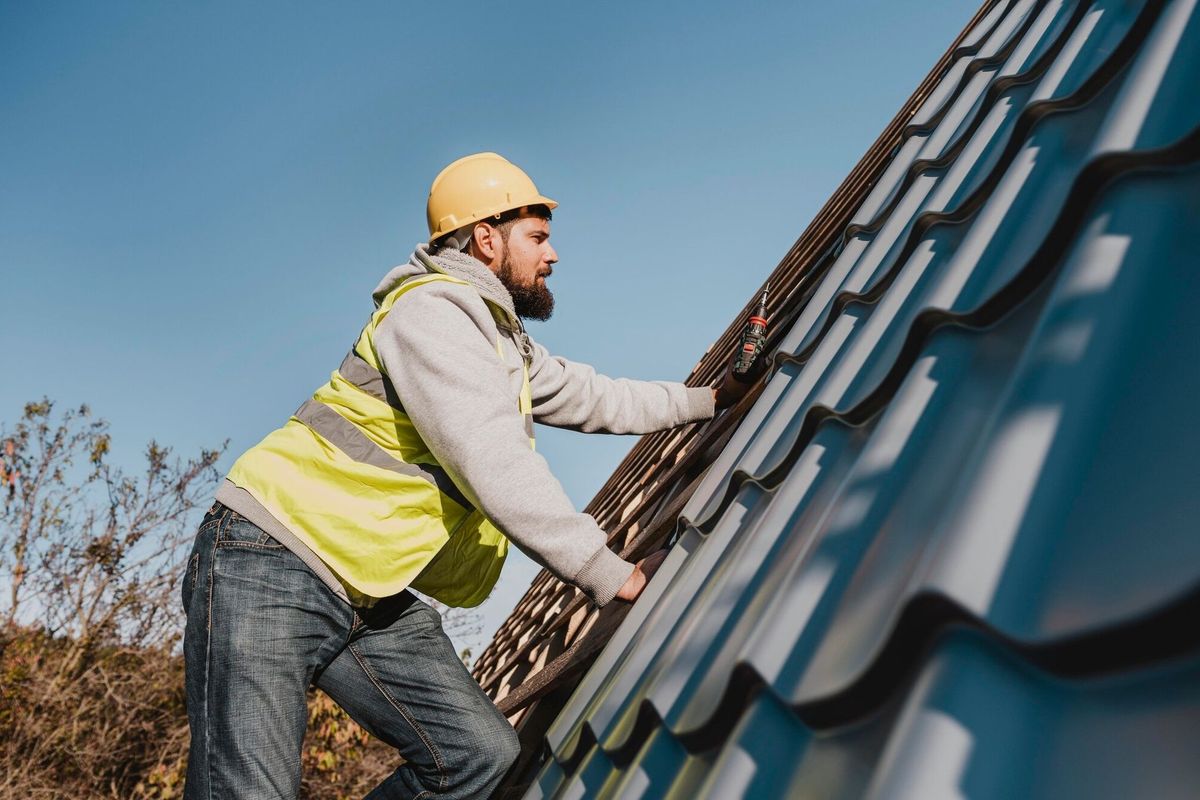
[442,223,478,252]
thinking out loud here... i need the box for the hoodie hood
[372,244,521,329]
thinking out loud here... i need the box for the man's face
[495,216,558,321]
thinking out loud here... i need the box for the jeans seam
[347,643,448,792]
[202,521,219,799]
[187,553,199,604]
[213,540,286,551]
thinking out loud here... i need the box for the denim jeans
[181,502,519,799]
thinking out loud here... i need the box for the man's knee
[472,717,520,791]
[493,721,521,772]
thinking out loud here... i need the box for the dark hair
[485,204,553,243]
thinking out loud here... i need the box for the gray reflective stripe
[524,414,534,440]
[293,399,474,511]
[338,350,404,410]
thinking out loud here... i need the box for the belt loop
[216,501,233,534]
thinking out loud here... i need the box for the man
[181,152,749,799]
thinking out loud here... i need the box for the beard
[497,253,555,321]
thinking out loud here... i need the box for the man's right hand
[615,549,669,603]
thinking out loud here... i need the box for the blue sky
[1,0,979,653]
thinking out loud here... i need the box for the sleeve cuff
[682,385,717,423]
[573,544,636,608]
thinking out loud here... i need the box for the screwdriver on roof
[731,284,770,383]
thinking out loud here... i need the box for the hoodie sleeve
[527,339,716,434]
[372,281,636,607]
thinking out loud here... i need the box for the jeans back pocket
[216,513,285,549]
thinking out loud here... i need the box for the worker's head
[427,153,560,320]
[465,204,557,320]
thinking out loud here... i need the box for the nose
[546,244,558,265]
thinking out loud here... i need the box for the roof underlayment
[476,0,1200,796]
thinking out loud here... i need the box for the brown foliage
[0,624,188,798]
[0,624,408,799]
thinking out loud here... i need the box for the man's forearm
[527,340,715,433]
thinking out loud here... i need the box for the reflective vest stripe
[337,349,403,409]
[292,399,474,511]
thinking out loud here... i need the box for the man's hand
[615,549,669,603]
[712,367,753,410]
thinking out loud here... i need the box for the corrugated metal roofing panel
[535,637,1200,799]
[518,0,1200,795]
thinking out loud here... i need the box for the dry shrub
[0,625,405,799]
[0,625,188,799]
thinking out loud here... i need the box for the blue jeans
[181,502,519,799]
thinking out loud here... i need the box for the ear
[471,223,502,263]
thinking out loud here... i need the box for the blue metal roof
[522,0,1200,796]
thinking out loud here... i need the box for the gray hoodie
[218,245,715,608]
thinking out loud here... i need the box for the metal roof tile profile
[475,0,1200,796]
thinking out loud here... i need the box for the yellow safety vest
[226,273,535,607]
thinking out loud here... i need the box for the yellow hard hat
[426,152,558,242]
